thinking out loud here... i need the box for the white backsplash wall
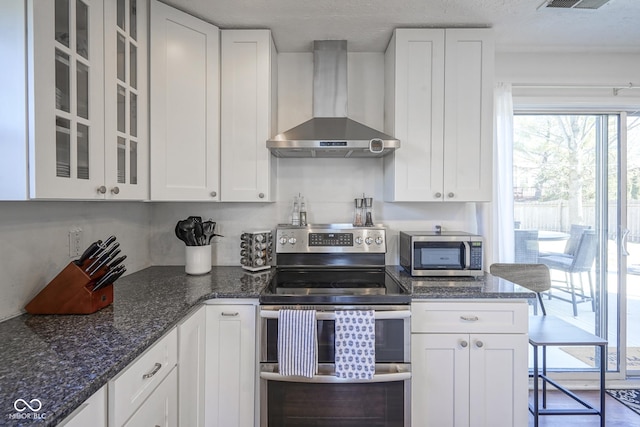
[0,201,152,321]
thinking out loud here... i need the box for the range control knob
[355,237,363,245]
[288,237,297,245]
[365,237,373,245]
[375,236,384,245]
[279,237,288,245]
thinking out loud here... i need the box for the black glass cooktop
[259,268,410,305]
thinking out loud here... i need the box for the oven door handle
[260,363,411,384]
[259,310,411,321]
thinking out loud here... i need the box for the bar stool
[490,263,606,427]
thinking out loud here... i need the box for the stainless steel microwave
[399,231,484,277]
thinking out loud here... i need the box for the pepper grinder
[353,198,364,227]
[364,197,374,226]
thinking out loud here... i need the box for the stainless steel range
[259,224,411,427]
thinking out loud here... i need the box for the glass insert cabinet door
[29,0,105,199]
[104,0,148,199]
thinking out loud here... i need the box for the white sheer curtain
[492,83,515,262]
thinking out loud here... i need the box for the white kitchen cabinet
[149,0,220,201]
[123,367,178,427]
[384,29,494,202]
[178,305,206,427]
[109,328,178,426]
[103,0,148,199]
[26,0,105,199]
[58,385,107,427]
[1,0,148,200]
[205,300,257,427]
[220,30,278,202]
[411,301,528,427]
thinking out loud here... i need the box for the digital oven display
[309,233,353,247]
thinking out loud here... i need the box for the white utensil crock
[185,245,212,275]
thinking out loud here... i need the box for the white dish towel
[278,309,318,378]
[335,310,376,380]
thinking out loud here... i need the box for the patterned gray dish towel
[335,310,376,380]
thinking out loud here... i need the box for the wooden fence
[514,201,640,243]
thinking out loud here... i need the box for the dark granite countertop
[0,265,532,426]
[0,266,273,426]
[386,266,537,300]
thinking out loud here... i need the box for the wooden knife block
[25,262,113,315]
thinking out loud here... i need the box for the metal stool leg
[599,344,606,427]
[532,343,539,427]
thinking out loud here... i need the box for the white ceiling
[161,0,640,53]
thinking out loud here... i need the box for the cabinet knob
[210,191,217,197]
[460,340,468,348]
[110,186,120,195]
[258,193,265,199]
[97,186,107,194]
[434,192,442,198]
[447,192,455,198]
[475,341,484,348]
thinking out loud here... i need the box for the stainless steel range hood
[267,40,400,158]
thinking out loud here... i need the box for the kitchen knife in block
[25,262,113,314]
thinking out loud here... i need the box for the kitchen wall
[148,53,481,267]
[0,202,151,321]
[3,50,638,321]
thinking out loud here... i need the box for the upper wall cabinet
[104,0,148,199]
[384,29,494,202]
[0,0,147,200]
[220,30,277,202]
[149,0,220,201]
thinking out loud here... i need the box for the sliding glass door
[625,113,640,376]
[512,113,633,376]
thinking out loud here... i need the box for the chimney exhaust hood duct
[267,40,400,158]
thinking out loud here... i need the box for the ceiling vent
[538,0,612,9]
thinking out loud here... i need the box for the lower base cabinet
[109,328,178,426]
[58,385,107,427]
[205,301,257,427]
[411,301,528,427]
[178,306,206,427]
[123,367,178,427]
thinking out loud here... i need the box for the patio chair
[515,229,539,264]
[489,263,606,427]
[539,224,591,259]
[539,229,597,317]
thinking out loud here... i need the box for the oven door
[259,306,411,427]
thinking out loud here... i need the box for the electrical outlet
[69,228,83,258]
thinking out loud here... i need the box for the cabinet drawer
[411,301,527,334]
[109,328,178,427]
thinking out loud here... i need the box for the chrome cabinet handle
[142,362,162,379]
[110,186,120,194]
[447,192,455,198]
[475,341,484,348]
[221,312,239,317]
[97,186,107,194]
[210,191,217,197]
[460,315,479,322]
[434,192,442,198]
[259,193,265,199]
[460,340,468,348]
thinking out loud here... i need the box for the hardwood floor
[528,390,639,426]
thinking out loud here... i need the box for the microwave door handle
[463,241,471,268]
